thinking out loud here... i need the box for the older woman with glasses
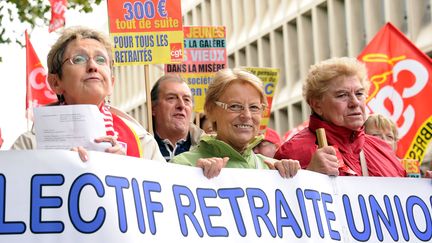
[275,57,406,177]
[12,26,164,162]
[171,68,300,179]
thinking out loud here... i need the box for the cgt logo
[170,43,183,62]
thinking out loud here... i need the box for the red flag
[48,0,67,33]
[26,31,57,118]
[358,22,432,162]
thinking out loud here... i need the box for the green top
[171,135,275,169]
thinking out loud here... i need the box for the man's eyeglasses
[215,101,265,114]
[62,54,109,66]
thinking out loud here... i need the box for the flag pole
[195,112,201,128]
[27,118,31,132]
[144,65,153,134]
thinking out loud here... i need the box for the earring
[105,95,111,109]
[58,94,65,105]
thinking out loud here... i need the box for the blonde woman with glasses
[171,68,300,179]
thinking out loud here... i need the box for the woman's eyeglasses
[62,54,108,66]
[215,101,265,114]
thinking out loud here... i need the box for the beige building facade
[113,0,432,137]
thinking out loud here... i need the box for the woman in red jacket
[275,57,406,177]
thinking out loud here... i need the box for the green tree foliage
[0,0,102,46]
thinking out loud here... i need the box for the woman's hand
[71,146,89,162]
[273,159,301,178]
[95,136,126,155]
[71,136,126,162]
[196,157,229,179]
[308,146,339,176]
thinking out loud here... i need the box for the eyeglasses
[62,54,109,66]
[215,101,265,114]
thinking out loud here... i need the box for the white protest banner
[0,150,431,242]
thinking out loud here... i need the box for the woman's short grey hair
[47,26,113,78]
[303,57,370,105]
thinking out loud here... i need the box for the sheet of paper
[34,105,111,151]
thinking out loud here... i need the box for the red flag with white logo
[48,0,67,33]
[358,22,432,162]
[26,31,57,119]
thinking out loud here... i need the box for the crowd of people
[5,26,432,179]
